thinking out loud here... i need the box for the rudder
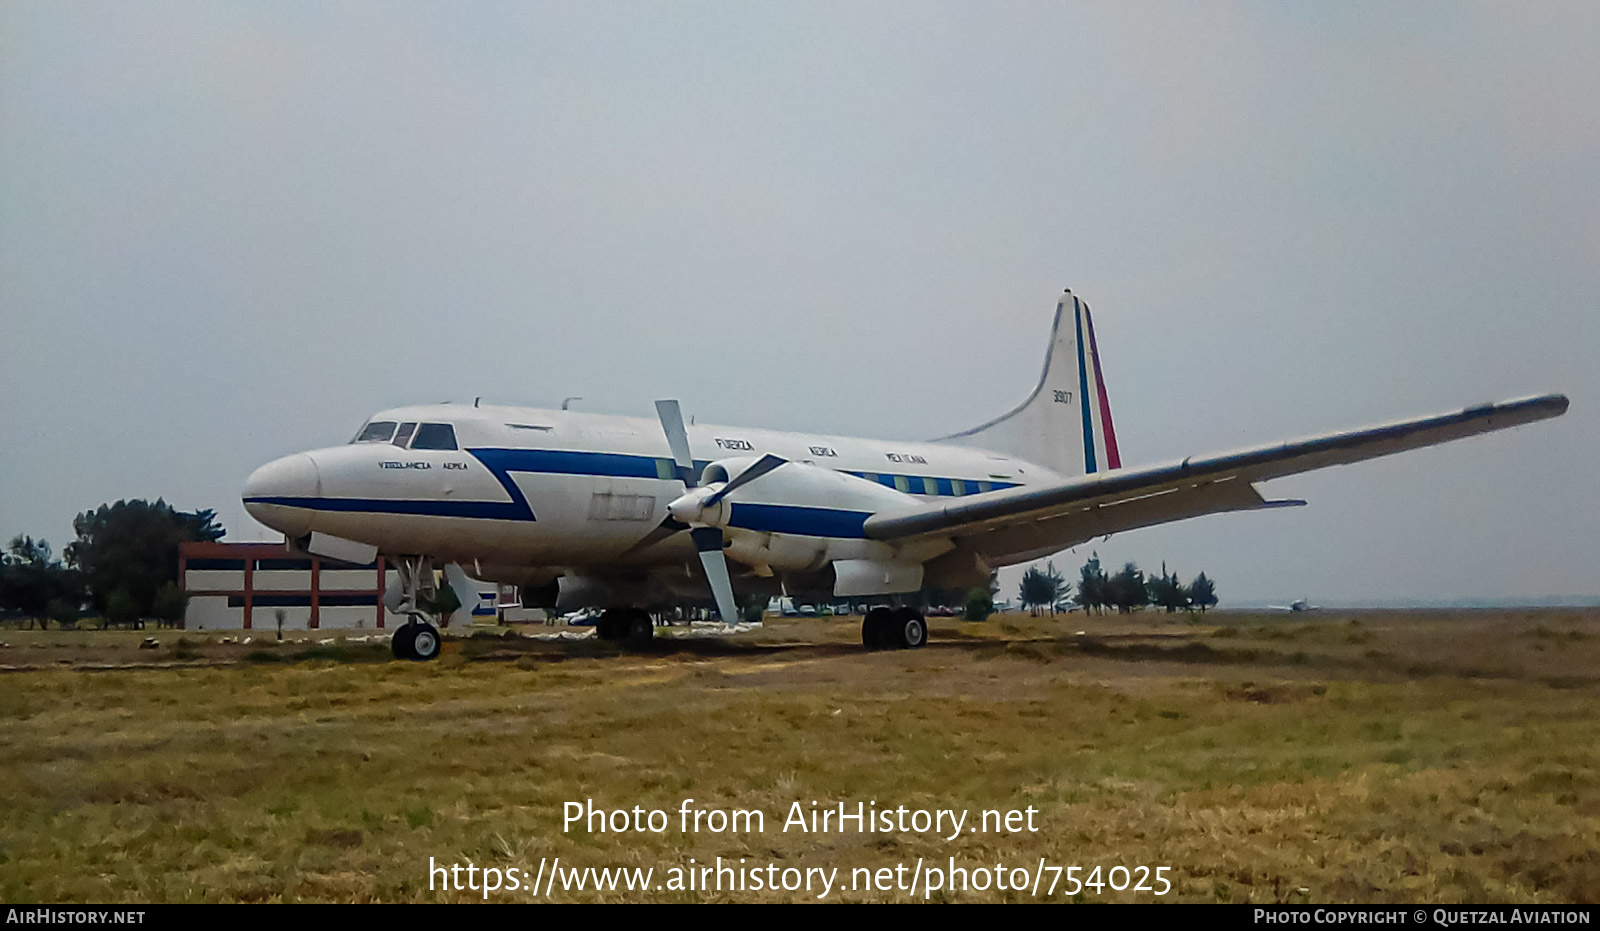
[932,291,1121,477]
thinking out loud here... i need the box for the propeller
[628,399,786,624]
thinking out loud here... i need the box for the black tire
[891,607,927,650]
[410,622,442,661]
[391,624,417,660]
[624,609,654,648]
[862,607,892,650]
[595,610,623,641]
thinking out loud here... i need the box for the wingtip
[1520,393,1570,417]
[1476,394,1570,419]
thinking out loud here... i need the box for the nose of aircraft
[242,452,321,537]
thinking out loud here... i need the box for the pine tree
[1108,563,1148,613]
[1019,561,1069,616]
[1187,572,1218,612]
[1146,561,1190,613]
[1078,555,1109,615]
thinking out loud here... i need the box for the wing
[865,394,1568,565]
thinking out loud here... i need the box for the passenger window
[353,421,397,444]
[411,423,458,450]
[393,422,418,448]
[952,479,967,496]
[893,475,911,493]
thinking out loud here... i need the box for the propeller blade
[690,526,740,624]
[654,399,697,486]
[619,516,691,557]
[701,453,786,507]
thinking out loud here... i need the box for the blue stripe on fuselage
[726,503,870,538]
[472,447,664,479]
[246,448,1022,525]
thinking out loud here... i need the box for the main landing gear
[594,608,655,648]
[390,556,444,662]
[862,606,927,651]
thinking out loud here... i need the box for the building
[177,541,501,630]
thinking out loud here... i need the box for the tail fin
[932,291,1122,476]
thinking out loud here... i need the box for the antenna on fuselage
[561,397,582,410]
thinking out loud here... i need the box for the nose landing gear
[391,620,442,661]
[389,556,445,661]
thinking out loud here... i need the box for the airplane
[1268,599,1320,612]
[241,290,1569,661]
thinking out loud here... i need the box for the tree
[1106,562,1148,613]
[65,499,224,617]
[1146,562,1190,613]
[0,535,83,629]
[6,535,52,568]
[1,535,55,625]
[1078,555,1109,615]
[47,598,80,629]
[1019,561,1068,616]
[104,589,141,629]
[152,583,189,628]
[1186,572,1218,612]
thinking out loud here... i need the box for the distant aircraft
[1269,599,1320,612]
[242,291,1568,661]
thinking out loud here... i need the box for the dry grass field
[2,608,1598,903]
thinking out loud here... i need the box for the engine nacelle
[672,460,952,579]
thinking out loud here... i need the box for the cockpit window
[352,421,397,444]
[411,423,458,450]
[393,422,418,448]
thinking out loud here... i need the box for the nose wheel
[389,556,445,661]
[392,621,442,661]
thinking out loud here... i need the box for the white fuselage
[243,402,1060,580]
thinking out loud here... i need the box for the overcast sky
[3,2,1595,604]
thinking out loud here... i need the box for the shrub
[104,589,140,628]
[152,583,188,628]
[47,598,79,629]
[962,588,993,622]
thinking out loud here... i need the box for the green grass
[1,609,1598,902]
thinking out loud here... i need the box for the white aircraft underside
[242,291,1568,657]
